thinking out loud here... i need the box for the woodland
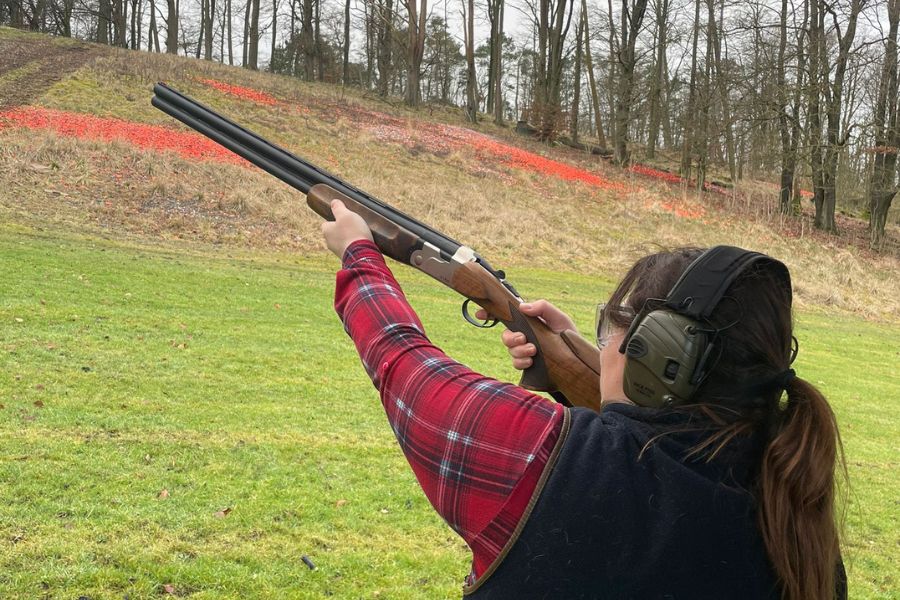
[2,0,899,249]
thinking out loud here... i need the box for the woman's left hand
[321,199,374,258]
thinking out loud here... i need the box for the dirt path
[0,34,99,109]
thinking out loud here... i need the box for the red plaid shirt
[334,240,565,581]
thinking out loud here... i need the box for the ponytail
[758,376,846,600]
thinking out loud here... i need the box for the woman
[321,200,845,599]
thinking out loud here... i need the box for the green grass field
[1,223,897,599]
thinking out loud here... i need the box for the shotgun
[151,82,603,410]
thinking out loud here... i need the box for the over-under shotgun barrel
[151,83,464,260]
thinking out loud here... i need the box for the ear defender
[618,246,791,409]
[622,311,708,408]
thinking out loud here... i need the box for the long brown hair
[606,248,846,600]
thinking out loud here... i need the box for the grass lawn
[1,223,897,599]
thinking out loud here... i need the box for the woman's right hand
[475,300,578,371]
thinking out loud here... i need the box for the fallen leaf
[35,384,45,391]
[335,499,348,507]
[33,400,44,408]
[274,303,281,309]
[162,583,176,594]
[14,318,23,323]
[158,489,170,499]
[214,507,232,518]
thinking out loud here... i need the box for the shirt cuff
[341,238,383,268]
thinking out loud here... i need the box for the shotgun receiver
[151,82,603,410]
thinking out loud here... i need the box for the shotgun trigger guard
[462,300,499,328]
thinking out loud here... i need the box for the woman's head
[602,247,844,600]
[596,248,703,406]
[600,247,795,411]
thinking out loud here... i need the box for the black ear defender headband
[617,246,792,408]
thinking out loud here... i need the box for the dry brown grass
[2,33,898,322]
[4,125,898,323]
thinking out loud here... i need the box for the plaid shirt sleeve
[334,239,565,579]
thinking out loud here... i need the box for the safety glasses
[595,303,636,349]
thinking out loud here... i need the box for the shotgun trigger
[462,299,499,328]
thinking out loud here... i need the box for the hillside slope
[1,28,898,321]
[1,29,898,599]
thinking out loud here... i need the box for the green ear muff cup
[622,311,707,408]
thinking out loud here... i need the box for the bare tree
[376,0,394,96]
[810,0,864,232]
[680,0,701,179]
[343,0,351,82]
[868,0,899,248]
[531,0,574,139]
[405,0,427,105]
[99,0,111,43]
[776,0,806,214]
[463,0,477,121]
[612,0,648,165]
[248,0,261,69]
[582,0,608,150]
[646,0,669,159]
[570,5,583,141]
[165,0,178,53]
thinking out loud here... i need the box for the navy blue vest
[465,404,781,599]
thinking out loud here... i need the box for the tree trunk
[709,0,735,181]
[165,0,178,53]
[112,0,126,46]
[680,0,701,179]
[405,0,427,106]
[817,0,863,233]
[646,0,668,158]
[132,0,142,50]
[242,0,250,65]
[486,0,499,110]
[300,0,314,78]
[613,0,648,165]
[148,0,159,50]
[248,0,260,69]
[570,8,583,141]
[196,0,205,58]
[697,0,714,190]
[868,0,899,249]
[269,0,277,69]
[226,0,233,64]
[342,0,351,83]
[581,0,607,150]
[99,0,111,43]
[533,0,574,140]
[377,0,394,96]
[315,0,323,80]
[464,0,477,122]
[203,0,215,59]
[493,0,505,124]
[776,0,793,213]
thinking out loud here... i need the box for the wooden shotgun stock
[307,184,604,411]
